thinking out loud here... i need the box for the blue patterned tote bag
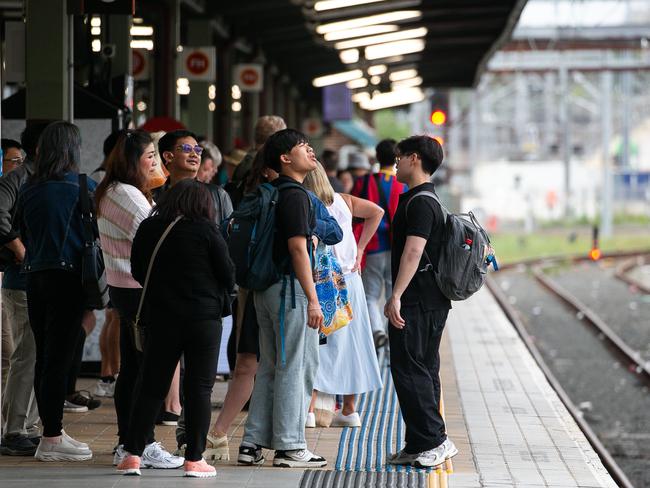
[313,242,353,336]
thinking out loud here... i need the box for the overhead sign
[179,47,216,81]
[132,49,149,81]
[302,118,323,138]
[233,64,264,92]
[323,83,352,122]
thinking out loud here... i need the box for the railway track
[488,252,650,488]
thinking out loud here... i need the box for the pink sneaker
[116,454,141,476]
[184,458,216,478]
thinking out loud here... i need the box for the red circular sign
[186,51,209,75]
[240,68,259,86]
[132,49,145,76]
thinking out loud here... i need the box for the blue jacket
[309,191,343,246]
[17,172,97,274]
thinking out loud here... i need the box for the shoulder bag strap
[134,215,183,324]
[78,174,95,245]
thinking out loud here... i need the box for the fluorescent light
[315,0,387,12]
[352,92,371,103]
[370,76,381,85]
[391,76,423,88]
[334,27,427,50]
[231,85,241,100]
[209,102,216,112]
[324,25,398,41]
[232,101,242,112]
[347,78,369,89]
[177,78,190,95]
[312,69,363,87]
[367,65,387,76]
[131,26,154,36]
[389,68,418,81]
[91,27,101,36]
[91,39,101,52]
[209,84,216,100]
[339,49,359,64]
[91,17,101,27]
[131,39,154,50]
[358,87,425,110]
[365,39,425,60]
[316,11,422,35]
[133,18,144,24]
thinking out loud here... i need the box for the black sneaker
[238,442,265,465]
[0,435,38,456]
[156,411,180,426]
[66,390,101,410]
[273,449,327,468]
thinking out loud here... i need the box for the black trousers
[389,304,449,454]
[26,270,85,437]
[109,286,154,446]
[66,327,86,395]
[125,318,221,461]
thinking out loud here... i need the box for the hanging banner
[179,47,216,81]
[233,64,264,92]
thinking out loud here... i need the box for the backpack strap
[404,190,448,273]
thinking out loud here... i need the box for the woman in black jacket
[117,179,234,478]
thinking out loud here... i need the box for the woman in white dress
[304,163,384,427]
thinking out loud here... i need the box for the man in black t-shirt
[384,136,457,468]
[239,129,327,469]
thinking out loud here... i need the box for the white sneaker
[63,400,88,413]
[413,439,458,468]
[35,435,92,462]
[61,430,89,449]
[305,412,316,428]
[142,441,184,469]
[93,380,115,398]
[273,449,327,468]
[330,411,361,427]
[113,444,127,466]
[386,448,418,465]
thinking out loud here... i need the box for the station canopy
[214,0,527,104]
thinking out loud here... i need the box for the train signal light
[589,225,601,261]
[430,110,447,126]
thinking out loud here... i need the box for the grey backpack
[406,191,491,301]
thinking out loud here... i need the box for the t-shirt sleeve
[278,189,312,239]
[406,196,444,239]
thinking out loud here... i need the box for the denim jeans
[1,289,39,437]
[362,251,392,335]
[243,279,319,451]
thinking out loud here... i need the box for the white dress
[313,193,383,395]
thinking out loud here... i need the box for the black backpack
[406,191,492,301]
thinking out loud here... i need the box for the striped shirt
[98,182,152,289]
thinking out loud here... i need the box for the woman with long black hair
[117,179,234,478]
[17,121,93,461]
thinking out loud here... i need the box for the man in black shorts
[384,135,457,467]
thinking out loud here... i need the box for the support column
[215,42,233,150]
[620,70,631,168]
[107,14,132,123]
[558,64,571,217]
[543,71,555,156]
[25,0,70,121]
[187,19,213,140]
[156,0,180,118]
[514,71,528,153]
[601,71,613,238]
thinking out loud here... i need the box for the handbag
[312,241,353,337]
[79,174,110,310]
[133,215,182,352]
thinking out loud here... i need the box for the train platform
[0,288,618,487]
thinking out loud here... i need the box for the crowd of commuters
[0,115,457,476]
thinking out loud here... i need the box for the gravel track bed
[494,268,650,487]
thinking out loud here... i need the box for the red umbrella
[140,116,186,133]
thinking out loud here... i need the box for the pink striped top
[98,182,152,288]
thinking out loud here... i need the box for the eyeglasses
[394,152,416,165]
[2,157,24,165]
[176,144,203,155]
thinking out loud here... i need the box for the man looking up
[238,129,326,469]
[384,136,457,468]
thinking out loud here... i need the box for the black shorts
[236,289,260,358]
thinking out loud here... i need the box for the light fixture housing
[365,39,425,60]
[316,10,421,35]
[334,27,427,50]
[312,69,363,87]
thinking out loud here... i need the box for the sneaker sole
[0,447,37,456]
[412,449,458,469]
[204,446,229,461]
[161,421,178,426]
[63,408,89,413]
[142,461,184,469]
[184,471,216,478]
[36,452,92,462]
[117,468,141,476]
[237,455,265,466]
[330,420,361,428]
[273,459,327,468]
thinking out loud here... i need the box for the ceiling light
[91,27,101,36]
[370,76,381,85]
[209,101,216,112]
[91,39,101,52]
[315,0,387,11]
[313,69,363,88]
[352,92,371,103]
[391,76,423,88]
[389,68,418,81]
[339,49,359,64]
[347,78,369,89]
[358,87,425,110]
[176,78,190,95]
[131,40,154,50]
[323,25,398,41]
[232,101,242,112]
[367,65,387,76]
[133,18,144,24]
[365,39,425,60]
[334,27,427,50]
[130,26,154,36]
[316,11,422,35]
[90,17,101,27]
